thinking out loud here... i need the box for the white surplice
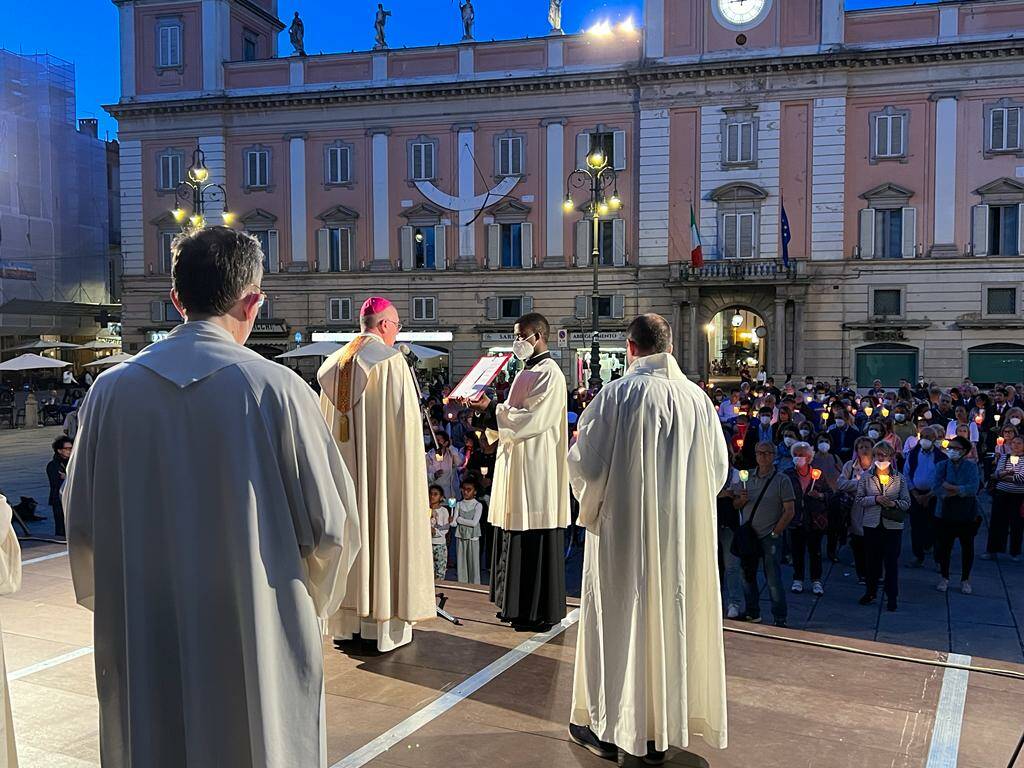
[64,321,361,768]
[0,496,20,768]
[318,333,436,652]
[568,352,730,756]
[489,356,569,532]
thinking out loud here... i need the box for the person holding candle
[787,442,830,596]
[838,437,877,582]
[813,434,844,562]
[425,430,463,498]
[933,436,981,594]
[905,426,947,568]
[828,407,862,465]
[984,435,1024,562]
[945,406,978,442]
[854,442,911,611]
[717,462,745,619]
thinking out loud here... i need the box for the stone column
[543,119,565,267]
[455,124,477,268]
[773,297,787,379]
[201,0,229,92]
[638,108,670,266]
[793,298,806,378]
[287,134,307,266]
[370,128,391,270]
[688,303,699,378]
[930,92,959,258]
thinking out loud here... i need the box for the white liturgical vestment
[318,333,436,651]
[0,496,19,768]
[64,321,361,768]
[568,352,730,756]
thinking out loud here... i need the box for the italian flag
[690,204,704,267]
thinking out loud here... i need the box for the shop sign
[482,332,515,343]
[570,332,626,343]
[865,330,907,342]
[252,321,288,335]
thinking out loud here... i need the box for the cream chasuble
[568,353,730,756]
[318,333,436,652]
[0,497,19,767]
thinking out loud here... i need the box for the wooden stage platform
[6,546,1024,767]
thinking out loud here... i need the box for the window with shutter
[499,297,523,320]
[500,223,522,268]
[245,149,270,188]
[159,231,176,274]
[986,287,1017,316]
[159,152,182,190]
[872,289,902,317]
[158,21,182,68]
[989,205,1022,257]
[411,142,435,181]
[327,227,350,272]
[873,209,904,259]
[723,119,755,165]
[164,301,183,323]
[870,108,909,161]
[498,137,523,177]
[328,298,351,322]
[991,107,1022,153]
[721,213,756,259]
[412,227,436,269]
[326,146,351,185]
[413,297,437,322]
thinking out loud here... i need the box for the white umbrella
[79,340,122,351]
[84,352,134,368]
[0,354,72,372]
[276,341,343,359]
[407,343,448,360]
[10,340,82,351]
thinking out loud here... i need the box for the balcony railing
[678,258,805,282]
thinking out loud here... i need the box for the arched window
[855,343,918,388]
[967,344,1024,386]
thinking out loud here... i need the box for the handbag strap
[746,471,778,530]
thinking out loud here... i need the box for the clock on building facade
[712,0,772,29]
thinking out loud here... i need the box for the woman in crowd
[837,437,876,582]
[46,435,72,538]
[946,406,980,443]
[892,404,917,445]
[717,460,745,619]
[879,418,904,463]
[985,434,1024,562]
[933,435,981,594]
[854,441,910,611]
[952,422,980,463]
[788,442,830,596]
[426,430,463,498]
[813,433,844,562]
[776,423,800,473]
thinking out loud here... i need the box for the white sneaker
[726,604,741,619]
[1012,556,1021,563]
[961,581,972,595]
[812,581,825,596]
[791,581,804,594]
[936,578,949,593]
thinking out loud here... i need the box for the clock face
[716,0,770,28]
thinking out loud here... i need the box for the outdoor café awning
[0,299,121,321]
[0,354,72,372]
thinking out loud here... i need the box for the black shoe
[774,620,788,628]
[644,743,668,765]
[569,724,616,761]
[886,600,897,612]
[858,594,876,606]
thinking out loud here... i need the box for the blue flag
[781,201,792,268]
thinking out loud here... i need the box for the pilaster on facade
[118,3,136,99]
[119,139,144,276]
[201,0,230,92]
[288,135,307,267]
[810,97,846,262]
[198,134,227,222]
[370,130,390,270]
[456,127,477,267]
[638,108,670,266]
[644,0,666,60]
[544,120,565,267]
[931,93,959,258]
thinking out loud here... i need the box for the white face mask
[760,416,772,426]
[783,436,796,447]
[947,450,962,461]
[794,456,809,467]
[868,430,880,440]
[799,429,811,437]
[924,411,933,419]
[894,414,906,422]
[874,460,891,471]
[817,442,831,453]
[920,439,933,450]
[511,333,537,362]
[1013,418,1022,426]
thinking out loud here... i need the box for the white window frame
[158,230,176,274]
[163,301,182,323]
[327,227,351,272]
[984,285,1019,318]
[720,212,757,259]
[411,141,436,181]
[497,136,524,177]
[990,106,1023,154]
[157,19,183,69]
[325,144,352,186]
[158,150,183,191]
[724,120,754,165]
[499,296,523,320]
[244,148,270,189]
[412,296,437,322]
[328,297,352,323]
[872,112,906,160]
[871,287,905,319]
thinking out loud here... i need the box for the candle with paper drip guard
[1012,456,1021,467]
[975,414,984,425]
[997,437,1005,447]
[809,468,822,494]
[879,474,891,487]
[864,406,873,417]
[738,470,749,490]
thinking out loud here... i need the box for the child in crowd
[454,480,484,584]
[429,484,450,580]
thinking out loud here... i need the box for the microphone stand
[400,346,461,628]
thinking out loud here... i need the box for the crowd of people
[706,373,1024,624]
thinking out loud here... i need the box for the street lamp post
[563,141,621,391]
[171,146,233,230]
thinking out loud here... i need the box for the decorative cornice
[105,38,1024,121]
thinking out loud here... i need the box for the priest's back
[64,321,360,768]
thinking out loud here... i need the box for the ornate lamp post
[562,140,621,390]
[171,146,234,230]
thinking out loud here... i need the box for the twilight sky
[1,0,920,139]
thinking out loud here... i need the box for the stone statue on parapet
[289,12,306,56]
[374,4,392,50]
[548,0,563,34]
[460,0,475,40]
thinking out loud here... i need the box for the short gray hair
[626,313,672,354]
[790,441,814,458]
[172,226,263,316]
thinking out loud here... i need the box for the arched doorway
[706,307,768,385]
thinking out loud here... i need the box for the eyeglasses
[382,319,403,333]
[241,285,267,310]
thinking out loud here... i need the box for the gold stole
[334,336,371,443]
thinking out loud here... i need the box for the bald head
[626,313,673,357]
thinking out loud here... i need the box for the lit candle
[881,408,890,418]
[864,406,874,416]
[997,437,1005,447]
[975,415,984,425]
[481,467,489,476]
[810,467,822,494]
[738,469,749,489]
[736,438,745,449]
[879,475,891,487]
[995,414,1002,423]
[1012,456,1020,467]
[822,412,830,422]
[941,439,950,449]
[435,452,443,462]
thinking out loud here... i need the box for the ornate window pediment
[316,205,360,225]
[240,208,278,229]
[487,199,531,223]
[709,182,769,203]
[974,177,1024,205]
[400,202,444,225]
[149,211,180,228]
[860,182,914,209]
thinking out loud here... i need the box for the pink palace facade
[109,0,1024,386]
